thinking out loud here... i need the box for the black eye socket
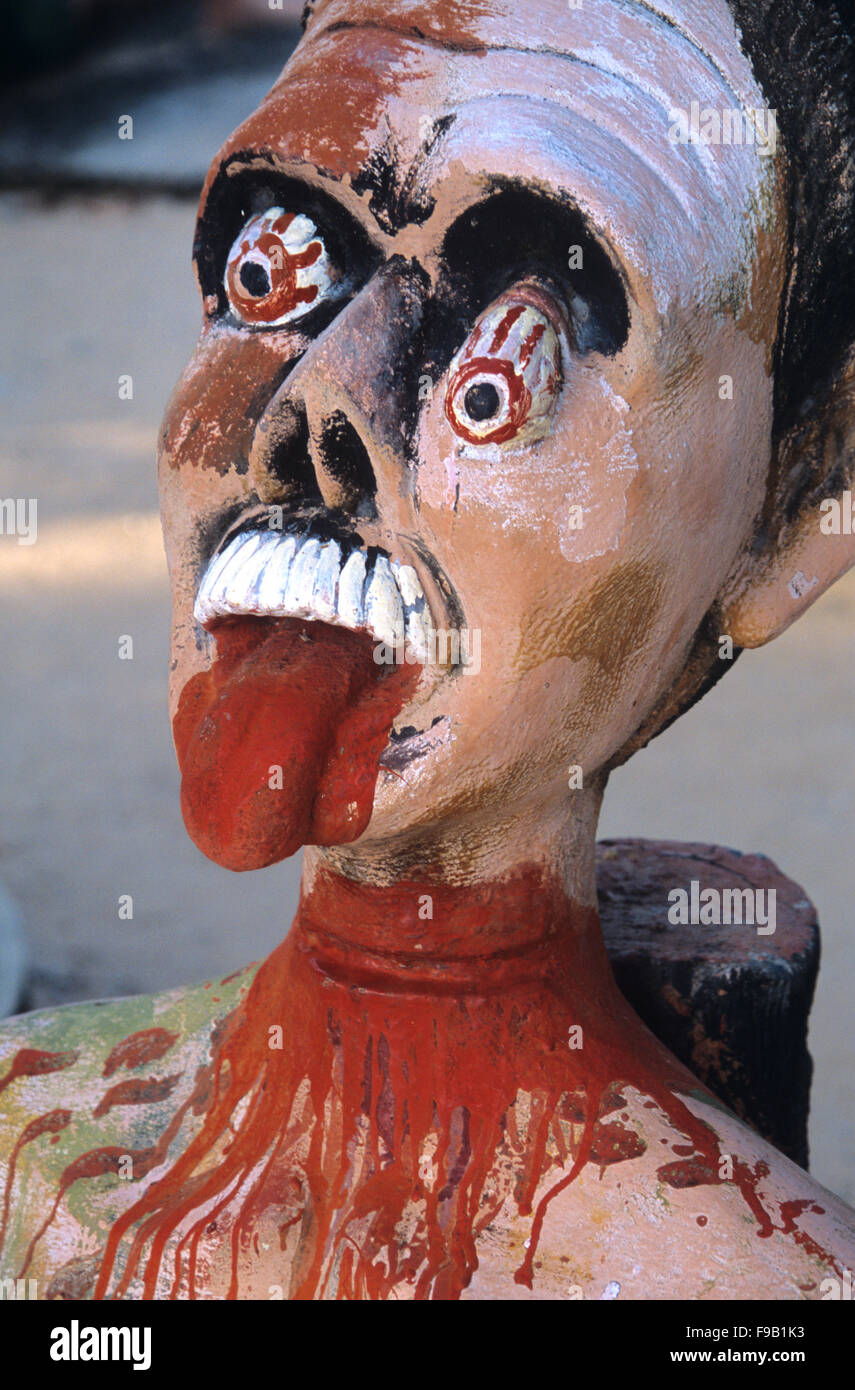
[435,186,630,365]
[464,382,501,421]
[194,158,383,328]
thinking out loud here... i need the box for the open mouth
[194,524,434,662]
[176,520,457,871]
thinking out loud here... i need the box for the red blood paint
[0,1109,71,1258]
[0,1048,79,1095]
[102,1029,179,1078]
[174,618,419,871]
[93,1075,182,1119]
[10,878,839,1294]
[220,968,249,986]
[589,1122,646,1173]
[75,862,836,1302]
[657,1157,721,1189]
[657,1154,843,1274]
[780,1199,825,1226]
[17,1062,214,1280]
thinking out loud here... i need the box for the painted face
[159,0,788,867]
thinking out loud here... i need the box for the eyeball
[444,288,563,446]
[224,207,333,327]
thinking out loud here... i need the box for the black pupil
[464,381,501,421]
[240,260,271,297]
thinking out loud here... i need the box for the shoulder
[0,965,255,1111]
[0,964,255,1076]
[529,1088,855,1301]
[0,964,256,1293]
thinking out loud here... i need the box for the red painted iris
[445,290,563,446]
[224,208,330,327]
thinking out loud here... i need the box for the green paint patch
[0,966,260,1273]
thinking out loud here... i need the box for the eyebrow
[350,113,457,234]
[199,148,629,333]
[197,113,457,252]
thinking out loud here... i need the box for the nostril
[262,411,325,508]
[319,411,377,515]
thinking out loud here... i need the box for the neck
[295,785,611,995]
[101,783,704,1301]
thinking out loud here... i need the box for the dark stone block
[597,839,818,1169]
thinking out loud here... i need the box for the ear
[720,351,855,648]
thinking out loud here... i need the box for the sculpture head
[80,5,855,1303]
[158,0,855,874]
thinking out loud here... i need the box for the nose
[248,259,426,521]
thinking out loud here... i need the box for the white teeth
[256,532,298,613]
[393,561,430,660]
[201,531,262,619]
[283,536,321,615]
[365,556,405,648]
[196,534,242,608]
[219,533,266,614]
[393,563,422,609]
[194,541,236,625]
[405,605,431,662]
[194,527,434,654]
[312,540,341,622]
[337,549,367,627]
[243,531,280,607]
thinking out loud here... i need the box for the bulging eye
[444,287,563,446]
[224,207,333,327]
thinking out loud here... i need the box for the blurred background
[1,0,854,1205]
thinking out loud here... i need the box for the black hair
[724,1,855,435]
[622,0,855,760]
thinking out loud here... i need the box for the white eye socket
[444,289,563,446]
[224,207,333,327]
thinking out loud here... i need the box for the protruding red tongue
[173,618,419,871]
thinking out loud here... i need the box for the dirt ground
[1,191,853,1204]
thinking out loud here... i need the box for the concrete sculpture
[2,0,855,1300]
